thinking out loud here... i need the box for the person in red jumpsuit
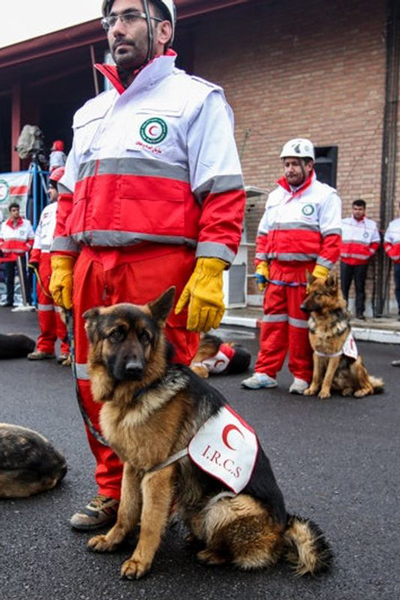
[49,0,245,530]
[28,168,70,363]
[241,138,342,394]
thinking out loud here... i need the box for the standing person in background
[0,203,34,307]
[241,138,342,394]
[49,0,245,531]
[384,205,400,325]
[340,199,380,320]
[27,168,70,363]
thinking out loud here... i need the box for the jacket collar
[277,170,315,197]
[95,49,177,96]
[6,216,23,228]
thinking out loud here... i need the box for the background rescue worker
[241,138,342,394]
[384,205,400,327]
[27,168,70,363]
[49,0,245,530]
[0,203,34,307]
[49,140,67,173]
[340,199,380,320]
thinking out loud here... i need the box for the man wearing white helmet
[242,138,342,394]
[49,0,245,530]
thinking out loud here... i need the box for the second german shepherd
[301,273,384,399]
[83,288,333,580]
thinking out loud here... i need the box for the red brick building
[0,0,399,311]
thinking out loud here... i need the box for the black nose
[124,360,144,380]
[300,302,308,312]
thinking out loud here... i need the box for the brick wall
[184,0,398,309]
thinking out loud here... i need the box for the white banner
[0,171,32,219]
[188,405,259,494]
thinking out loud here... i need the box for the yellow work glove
[49,255,76,310]
[255,261,270,291]
[175,257,227,332]
[307,264,330,292]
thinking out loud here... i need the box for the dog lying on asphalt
[0,333,35,359]
[0,423,67,497]
[190,333,251,378]
[83,287,333,580]
[301,273,384,399]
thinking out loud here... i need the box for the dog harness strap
[148,448,189,473]
[314,349,343,358]
[266,278,307,287]
[204,491,236,510]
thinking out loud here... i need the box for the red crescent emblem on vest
[222,424,244,451]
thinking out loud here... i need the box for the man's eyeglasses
[101,11,163,32]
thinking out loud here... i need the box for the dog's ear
[83,307,101,342]
[148,287,176,325]
[326,273,337,288]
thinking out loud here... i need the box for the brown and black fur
[0,424,67,497]
[301,273,384,399]
[0,333,35,359]
[83,288,333,580]
[190,333,251,378]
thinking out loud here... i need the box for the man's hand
[175,257,227,332]
[255,261,270,291]
[49,255,76,310]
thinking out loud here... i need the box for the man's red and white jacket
[52,51,245,265]
[384,217,400,264]
[255,172,342,269]
[0,217,34,261]
[30,202,57,263]
[340,216,380,266]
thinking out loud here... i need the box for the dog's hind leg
[318,356,341,399]
[198,495,284,570]
[121,465,176,580]
[88,463,142,553]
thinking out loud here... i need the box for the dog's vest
[315,331,358,360]
[151,405,259,495]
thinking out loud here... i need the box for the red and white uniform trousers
[254,261,313,383]
[73,245,200,500]
[36,253,69,355]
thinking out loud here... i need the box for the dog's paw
[197,549,227,565]
[303,386,318,396]
[353,388,371,398]
[318,389,331,399]
[121,557,151,580]
[87,534,117,553]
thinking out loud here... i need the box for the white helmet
[280,138,315,161]
[102,0,176,41]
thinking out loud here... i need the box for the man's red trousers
[254,260,314,383]
[73,246,199,500]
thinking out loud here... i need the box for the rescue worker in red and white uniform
[340,199,380,320]
[384,207,400,328]
[49,0,245,530]
[241,138,342,394]
[27,168,70,363]
[0,203,34,307]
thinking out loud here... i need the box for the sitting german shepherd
[0,424,67,497]
[190,333,251,378]
[301,273,384,399]
[83,288,332,580]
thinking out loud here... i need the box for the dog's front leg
[304,353,324,396]
[319,356,341,399]
[121,465,175,580]
[88,463,141,553]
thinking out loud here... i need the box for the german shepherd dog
[83,288,332,580]
[301,273,384,399]
[0,424,67,497]
[190,333,251,378]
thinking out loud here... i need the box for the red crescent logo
[222,424,244,451]
[148,125,158,136]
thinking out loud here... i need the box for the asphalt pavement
[0,308,399,600]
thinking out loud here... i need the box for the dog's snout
[300,302,309,312]
[124,359,144,379]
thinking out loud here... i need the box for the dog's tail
[283,514,333,576]
[368,375,384,394]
